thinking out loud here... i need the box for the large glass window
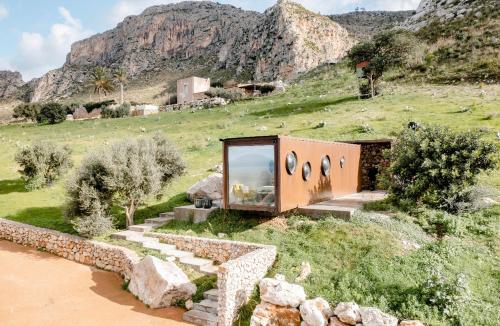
[228,145,275,207]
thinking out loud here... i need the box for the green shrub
[205,87,246,101]
[260,84,276,95]
[415,209,459,239]
[387,126,497,212]
[37,102,67,124]
[83,100,116,112]
[15,142,72,190]
[67,133,185,234]
[71,210,114,238]
[13,103,41,121]
[101,103,130,118]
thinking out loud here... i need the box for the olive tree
[15,142,72,190]
[387,126,497,212]
[67,133,185,235]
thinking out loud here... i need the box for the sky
[0,0,420,81]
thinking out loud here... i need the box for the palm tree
[113,68,127,104]
[89,67,114,101]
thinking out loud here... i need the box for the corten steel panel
[278,136,361,212]
[221,136,361,214]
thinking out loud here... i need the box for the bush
[67,133,185,233]
[13,103,41,121]
[101,103,130,118]
[71,210,114,238]
[387,126,497,212]
[415,209,459,239]
[15,142,72,190]
[260,84,276,95]
[83,100,116,112]
[205,87,246,101]
[37,102,67,124]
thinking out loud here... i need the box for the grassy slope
[0,65,498,230]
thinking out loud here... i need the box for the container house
[221,135,362,214]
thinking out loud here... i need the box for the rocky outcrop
[259,275,307,308]
[250,302,301,326]
[21,0,354,102]
[186,172,223,202]
[300,297,332,326]
[128,255,196,308]
[401,0,498,31]
[329,11,414,40]
[0,70,25,99]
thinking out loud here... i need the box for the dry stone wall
[0,218,140,279]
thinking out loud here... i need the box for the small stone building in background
[177,76,210,104]
[342,139,392,190]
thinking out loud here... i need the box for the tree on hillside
[13,103,42,122]
[113,68,127,104]
[348,30,418,98]
[89,67,114,101]
[67,133,185,235]
[37,103,67,124]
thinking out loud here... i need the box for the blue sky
[0,0,420,81]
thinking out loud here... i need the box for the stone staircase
[111,211,221,325]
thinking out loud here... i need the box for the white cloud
[10,6,92,80]
[0,4,8,21]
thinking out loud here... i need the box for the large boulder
[359,307,398,326]
[329,317,350,326]
[333,302,361,325]
[128,255,196,308]
[186,173,223,202]
[250,302,301,326]
[259,276,306,308]
[300,297,332,326]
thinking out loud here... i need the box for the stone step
[159,212,175,218]
[111,230,139,240]
[193,299,218,315]
[127,236,160,245]
[179,256,214,271]
[183,310,218,326]
[162,248,195,260]
[203,289,219,301]
[142,241,177,252]
[128,224,156,233]
[200,264,219,276]
[145,216,174,224]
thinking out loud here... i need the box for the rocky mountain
[0,71,25,99]
[22,0,353,102]
[402,0,498,31]
[329,10,414,40]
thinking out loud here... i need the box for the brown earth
[0,240,191,326]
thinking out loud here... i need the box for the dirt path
[0,240,191,326]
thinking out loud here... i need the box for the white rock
[300,297,332,326]
[360,307,398,326]
[295,261,311,282]
[185,299,194,310]
[259,277,306,307]
[329,316,349,326]
[128,255,196,308]
[334,302,361,325]
[186,173,223,202]
[399,321,424,326]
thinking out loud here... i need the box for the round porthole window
[286,152,297,175]
[321,156,331,176]
[302,162,312,181]
[340,156,346,168]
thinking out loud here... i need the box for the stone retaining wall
[149,232,264,263]
[0,218,140,279]
[217,246,277,326]
[149,231,277,326]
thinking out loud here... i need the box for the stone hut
[177,76,210,104]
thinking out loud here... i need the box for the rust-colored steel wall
[278,136,361,212]
[221,135,361,214]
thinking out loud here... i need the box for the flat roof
[341,139,393,144]
[220,135,386,146]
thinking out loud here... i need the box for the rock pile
[250,275,424,326]
[186,173,223,202]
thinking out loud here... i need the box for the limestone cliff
[27,0,353,102]
[0,71,25,99]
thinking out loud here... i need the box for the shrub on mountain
[67,133,185,234]
[36,102,67,124]
[101,103,130,118]
[15,141,72,190]
[205,87,246,101]
[83,100,116,112]
[13,103,41,121]
[386,125,497,212]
